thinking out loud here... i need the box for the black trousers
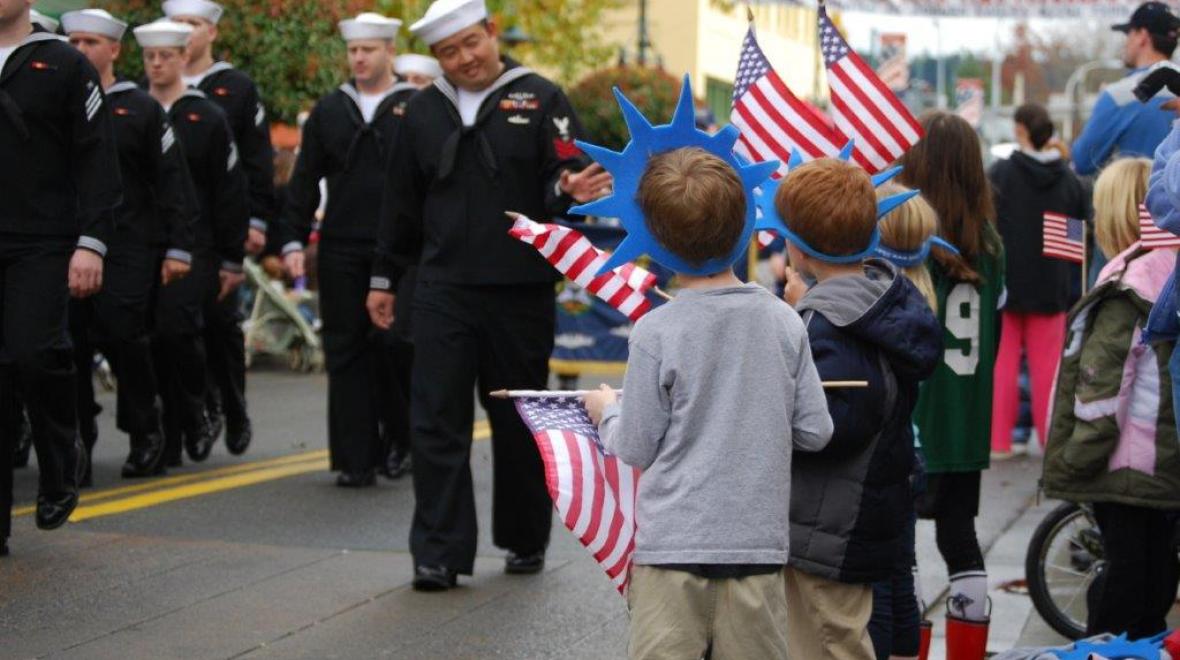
[203,258,247,427]
[70,235,164,450]
[378,333,412,461]
[155,251,211,459]
[1087,502,1180,639]
[0,235,80,500]
[319,240,398,474]
[409,282,555,574]
[0,361,18,540]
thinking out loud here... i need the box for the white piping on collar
[432,65,534,116]
[188,60,234,87]
[12,30,63,49]
[106,80,139,95]
[338,80,418,120]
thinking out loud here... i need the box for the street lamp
[1063,59,1123,142]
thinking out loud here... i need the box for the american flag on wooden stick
[1139,203,1180,249]
[818,4,922,172]
[731,25,843,178]
[1042,212,1086,263]
[508,214,656,321]
[515,395,640,594]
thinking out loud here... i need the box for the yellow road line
[15,423,492,521]
[68,458,330,523]
[11,450,328,518]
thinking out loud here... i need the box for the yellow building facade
[602,1,824,122]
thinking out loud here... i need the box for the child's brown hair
[898,111,999,284]
[774,158,877,258]
[637,147,746,267]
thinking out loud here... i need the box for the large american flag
[508,214,656,321]
[732,26,843,177]
[1043,212,1086,263]
[819,5,922,172]
[1139,203,1180,249]
[515,395,640,594]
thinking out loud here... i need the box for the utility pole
[638,0,651,66]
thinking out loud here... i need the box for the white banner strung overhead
[767,0,1150,18]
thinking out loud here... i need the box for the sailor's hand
[161,258,191,285]
[561,163,613,204]
[367,290,395,330]
[218,269,245,302]
[68,248,103,298]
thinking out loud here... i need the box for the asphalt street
[2,366,1049,659]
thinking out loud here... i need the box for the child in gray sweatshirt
[584,147,833,660]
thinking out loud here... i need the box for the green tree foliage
[567,66,681,151]
[96,0,620,123]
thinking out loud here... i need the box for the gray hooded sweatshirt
[598,283,833,566]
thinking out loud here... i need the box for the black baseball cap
[1112,2,1180,36]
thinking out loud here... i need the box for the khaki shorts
[627,564,790,660]
[785,566,875,660]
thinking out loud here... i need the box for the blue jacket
[1073,67,1175,176]
[790,260,943,583]
[1144,119,1180,343]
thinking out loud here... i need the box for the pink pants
[991,310,1066,452]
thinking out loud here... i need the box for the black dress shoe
[35,491,78,530]
[225,417,252,456]
[412,565,457,591]
[380,448,412,480]
[183,420,215,463]
[207,410,225,444]
[505,550,546,575]
[335,470,376,488]
[122,432,168,478]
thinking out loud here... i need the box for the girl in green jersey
[898,112,1005,660]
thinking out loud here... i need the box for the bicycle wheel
[1024,501,1103,640]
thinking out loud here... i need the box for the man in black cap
[1074,1,1180,175]
[0,0,122,547]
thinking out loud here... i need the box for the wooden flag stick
[489,382,869,399]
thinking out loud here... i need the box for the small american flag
[509,215,656,321]
[1139,203,1180,249]
[515,396,640,594]
[732,26,843,178]
[1042,212,1086,263]
[819,5,922,172]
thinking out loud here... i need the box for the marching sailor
[367,0,612,590]
[62,8,198,481]
[136,19,248,467]
[163,0,271,453]
[0,0,121,543]
[281,13,418,486]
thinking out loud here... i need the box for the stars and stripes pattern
[508,215,656,321]
[1139,203,1180,249]
[515,395,640,594]
[731,26,842,177]
[818,6,922,172]
[1042,212,1086,263]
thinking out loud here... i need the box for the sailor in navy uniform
[367,0,613,591]
[0,3,122,547]
[136,20,248,468]
[63,9,199,482]
[164,0,271,453]
[281,13,417,487]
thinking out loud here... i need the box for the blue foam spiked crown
[753,146,922,264]
[570,75,780,276]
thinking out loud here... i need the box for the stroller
[241,258,324,372]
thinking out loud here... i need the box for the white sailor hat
[410,0,488,46]
[133,19,193,48]
[162,0,223,25]
[62,9,129,40]
[395,53,442,79]
[339,13,402,42]
[30,9,60,32]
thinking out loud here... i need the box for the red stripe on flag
[849,54,922,136]
[832,62,909,156]
[561,432,585,531]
